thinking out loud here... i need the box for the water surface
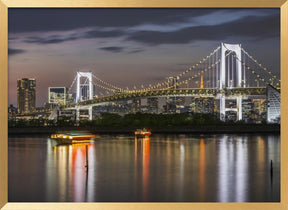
[8,133,280,202]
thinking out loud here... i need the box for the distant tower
[17,78,36,113]
[76,72,93,102]
[200,74,204,89]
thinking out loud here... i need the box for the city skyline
[8,8,280,107]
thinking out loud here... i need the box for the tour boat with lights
[134,129,151,138]
[50,131,96,144]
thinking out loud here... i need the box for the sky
[8,8,280,107]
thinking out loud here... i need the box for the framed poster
[1,0,287,209]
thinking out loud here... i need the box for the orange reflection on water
[134,137,138,163]
[142,137,150,201]
[133,136,151,200]
[52,143,95,202]
[199,139,205,201]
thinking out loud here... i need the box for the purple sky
[8,8,280,107]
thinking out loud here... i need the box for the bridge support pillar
[76,108,80,122]
[219,94,226,121]
[88,106,93,121]
[219,95,243,122]
[237,96,242,121]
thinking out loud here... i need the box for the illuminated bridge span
[50,42,280,123]
[64,87,266,108]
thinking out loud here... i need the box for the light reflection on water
[8,134,280,202]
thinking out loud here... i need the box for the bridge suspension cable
[92,74,127,92]
[231,53,280,87]
[221,44,280,87]
[136,50,231,92]
[67,75,77,94]
[91,80,119,95]
[241,48,280,83]
[166,51,233,90]
[139,46,221,91]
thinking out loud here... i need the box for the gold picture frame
[1,0,287,209]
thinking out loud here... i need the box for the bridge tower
[219,43,243,121]
[200,74,204,89]
[220,43,242,89]
[76,72,93,103]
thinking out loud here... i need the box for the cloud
[22,29,125,45]
[8,48,26,55]
[125,14,279,45]
[10,10,279,50]
[25,34,79,44]
[84,29,126,38]
[99,47,124,53]
[127,49,145,54]
[9,8,217,33]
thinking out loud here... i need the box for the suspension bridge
[49,43,280,123]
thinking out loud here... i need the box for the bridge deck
[63,87,267,108]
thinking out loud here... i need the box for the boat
[134,128,151,138]
[50,131,96,144]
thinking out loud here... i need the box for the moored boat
[134,128,151,138]
[50,131,96,144]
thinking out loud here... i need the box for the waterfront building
[165,76,185,113]
[131,98,141,113]
[163,103,176,114]
[242,98,254,122]
[17,78,36,113]
[214,99,220,117]
[266,85,280,124]
[176,105,190,114]
[8,104,18,118]
[147,97,158,113]
[44,102,55,111]
[58,110,76,121]
[48,87,68,106]
[190,97,214,114]
[252,98,267,123]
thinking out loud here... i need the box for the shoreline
[8,125,280,135]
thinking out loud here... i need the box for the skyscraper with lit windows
[17,78,36,113]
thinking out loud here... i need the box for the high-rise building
[17,78,36,113]
[48,87,68,106]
